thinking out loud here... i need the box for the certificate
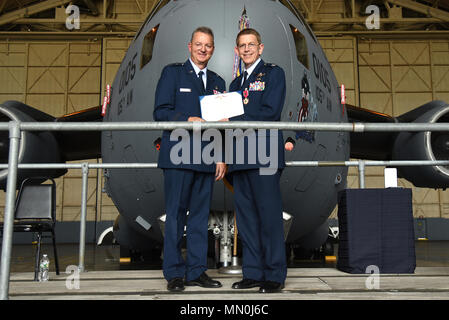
[200,91,244,121]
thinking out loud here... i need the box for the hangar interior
[0,0,448,246]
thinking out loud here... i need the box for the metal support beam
[0,1,7,15]
[342,0,353,18]
[313,29,449,39]
[388,0,449,21]
[103,0,108,18]
[134,0,144,14]
[0,31,136,40]
[0,0,73,26]
[358,160,366,189]
[9,16,442,28]
[78,162,89,273]
[306,16,442,24]
[82,0,100,16]
[11,18,145,25]
[0,121,21,300]
[384,0,392,15]
[297,0,310,17]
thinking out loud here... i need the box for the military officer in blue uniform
[153,26,226,292]
[227,28,287,293]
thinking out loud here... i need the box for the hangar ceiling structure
[0,0,448,37]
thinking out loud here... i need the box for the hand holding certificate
[200,91,244,121]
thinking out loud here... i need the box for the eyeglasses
[238,43,259,50]
[192,42,214,50]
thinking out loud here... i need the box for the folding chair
[1,177,60,281]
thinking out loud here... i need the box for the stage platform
[3,241,449,300]
[7,267,449,300]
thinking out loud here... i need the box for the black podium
[337,188,416,274]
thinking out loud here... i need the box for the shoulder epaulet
[208,69,224,81]
[167,62,183,67]
[264,63,277,67]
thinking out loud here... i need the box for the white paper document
[384,168,398,188]
[200,91,244,121]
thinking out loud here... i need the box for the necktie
[198,70,205,92]
[241,71,248,89]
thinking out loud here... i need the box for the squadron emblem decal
[295,72,318,143]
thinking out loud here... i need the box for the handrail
[0,160,448,170]
[0,121,447,131]
[1,120,448,300]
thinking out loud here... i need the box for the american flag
[232,7,249,79]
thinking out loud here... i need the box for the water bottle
[38,254,50,282]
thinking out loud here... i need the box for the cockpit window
[141,24,160,69]
[278,0,317,43]
[289,25,309,69]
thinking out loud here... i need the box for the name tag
[179,88,191,93]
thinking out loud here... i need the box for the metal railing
[0,120,449,300]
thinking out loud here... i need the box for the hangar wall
[0,39,118,225]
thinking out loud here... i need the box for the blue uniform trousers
[233,169,287,284]
[162,168,214,281]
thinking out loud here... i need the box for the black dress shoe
[167,277,185,292]
[185,272,222,288]
[232,279,262,289]
[259,281,284,293]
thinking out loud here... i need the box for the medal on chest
[243,88,249,105]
